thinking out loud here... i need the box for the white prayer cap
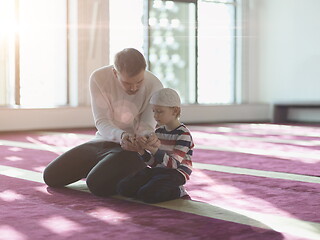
[150,88,181,107]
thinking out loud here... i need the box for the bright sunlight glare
[0,1,18,40]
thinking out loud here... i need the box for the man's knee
[43,166,63,188]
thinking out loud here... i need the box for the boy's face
[113,68,145,95]
[152,105,178,126]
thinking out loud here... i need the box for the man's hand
[120,132,142,152]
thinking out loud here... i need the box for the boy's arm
[153,132,193,169]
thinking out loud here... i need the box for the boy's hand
[146,133,161,148]
[136,134,160,155]
[136,135,148,149]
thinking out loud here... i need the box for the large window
[0,0,68,107]
[109,0,145,62]
[147,0,197,103]
[1,0,239,108]
[197,0,236,104]
[110,0,239,105]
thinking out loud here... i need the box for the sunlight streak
[0,190,24,202]
[155,198,320,240]
[37,133,92,147]
[0,225,26,240]
[216,204,320,240]
[188,170,297,219]
[192,130,320,146]
[3,134,320,164]
[26,136,67,154]
[196,142,320,163]
[36,131,94,139]
[0,165,43,183]
[189,124,320,138]
[193,162,320,184]
[8,147,23,152]
[39,216,84,236]
[0,139,69,154]
[5,156,23,162]
[87,207,130,225]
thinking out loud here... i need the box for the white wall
[253,0,320,121]
[0,104,270,132]
[256,0,320,102]
[0,107,95,131]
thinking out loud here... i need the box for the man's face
[113,68,145,95]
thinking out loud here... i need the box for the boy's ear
[172,107,180,117]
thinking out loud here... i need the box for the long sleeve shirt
[142,124,194,181]
[89,65,163,143]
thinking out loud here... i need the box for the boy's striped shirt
[143,124,194,181]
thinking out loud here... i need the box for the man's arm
[90,73,123,143]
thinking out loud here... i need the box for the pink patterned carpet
[0,123,319,240]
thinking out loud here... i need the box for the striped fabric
[143,124,194,180]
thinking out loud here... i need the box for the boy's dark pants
[117,167,186,203]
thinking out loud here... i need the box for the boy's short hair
[150,88,181,107]
[114,48,147,77]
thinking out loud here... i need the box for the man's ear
[112,68,118,78]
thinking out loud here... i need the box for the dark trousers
[117,167,186,203]
[43,140,146,197]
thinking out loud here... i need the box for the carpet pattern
[0,123,320,240]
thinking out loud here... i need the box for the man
[43,48,163,197]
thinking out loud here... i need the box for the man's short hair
[114,48,147,77]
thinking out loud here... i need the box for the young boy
[117,88,194,203]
